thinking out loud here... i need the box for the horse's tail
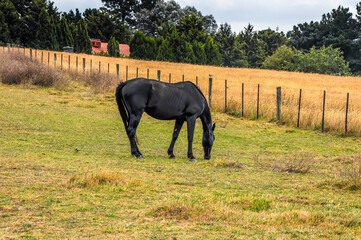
[115,82,129,129]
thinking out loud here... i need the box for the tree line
[1,0,361,75]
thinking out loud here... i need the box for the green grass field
[1,83,361,239]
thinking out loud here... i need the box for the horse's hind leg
[168,119,184,159]
[127,113,143,158]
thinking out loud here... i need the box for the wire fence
[2,46,360,136]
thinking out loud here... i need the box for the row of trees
[1,0,361,75]
[0,0,93,53]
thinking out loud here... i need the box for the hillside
[1,83,361,239]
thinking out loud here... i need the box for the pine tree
[0,0,21,43]
[60,15,74,48]
[156,38,174,61]
[130,31,148,59]
[204,36,222,66]
[0,11,10,44]
[107,36,120,57]
[74,18,92,53]
[37,7,58,50]
[192,41,206,65]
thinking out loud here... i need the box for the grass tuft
[254,153,315,174]
[333,154,361,190]
[214,159,244,169]
[67,170,142,190]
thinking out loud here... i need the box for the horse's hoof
[169,155,176,159]
[189,158,197,162]
[137,155,144,159]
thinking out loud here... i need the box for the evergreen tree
[257,29,289,56]
[204,36,222,66]
[130,30,157,60]
[238,24,266,68]
[130,30,147,59]
[192,41,206,65]
[177,13,206,43]
[60,14,74,47]
[156,38,173,61]
[0,0,21,43]
[107,36,120,57]
[0,11,10,44]
[22,0,47,47]
[37,7,58,50]
[214,23,236,66]
[74,18,92,53]
[230,39,248,67]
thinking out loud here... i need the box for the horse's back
[121,78,206,120]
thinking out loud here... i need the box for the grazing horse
[115,78,215,161]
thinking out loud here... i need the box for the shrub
[262,45,295,71]
[334,155,361,190]
[0,52,68,88]
[80,71,117,94]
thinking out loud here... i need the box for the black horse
[115,78,215,161]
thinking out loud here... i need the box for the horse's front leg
[186,116,197,161]
[168,119,184,159]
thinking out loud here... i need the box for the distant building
[63,46,73,53]
[91,39,130,57]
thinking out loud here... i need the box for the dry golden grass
[5,46,360,135]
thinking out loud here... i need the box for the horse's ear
[212,123,216,131]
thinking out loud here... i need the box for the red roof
[91,40,130,57]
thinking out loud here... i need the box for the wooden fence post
[76,56,78,72]
[126,66,128,81]
[54,53,57,68]
[136,67,139,78]
[345,93,349,134]
[322,90,326,131]
[68,55,70,71]
[90,59,92,73]
[225,79,228,112]
[99,61,101,73]
[182,75,184,82]
[30,49,33,61]
[48,52,50,68]
[35,50,37,60]
[257,84,260,119]
[196,76,198,86]
[157,70,161,81]
[169,73,171,83]
[297,89,302,128]
[61,54,63,70]
[276,87,282,121]
[108,63,109,74]
[209,75,213,108]
[147,69,149,79]
[242,83,244,117]
[82,58,85,73]
[41,52,43,64]
[116,64,119,78]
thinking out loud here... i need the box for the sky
[52,0,360,33]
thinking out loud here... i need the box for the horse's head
[203,123,216,160]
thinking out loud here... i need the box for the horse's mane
[187,81,207,103]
